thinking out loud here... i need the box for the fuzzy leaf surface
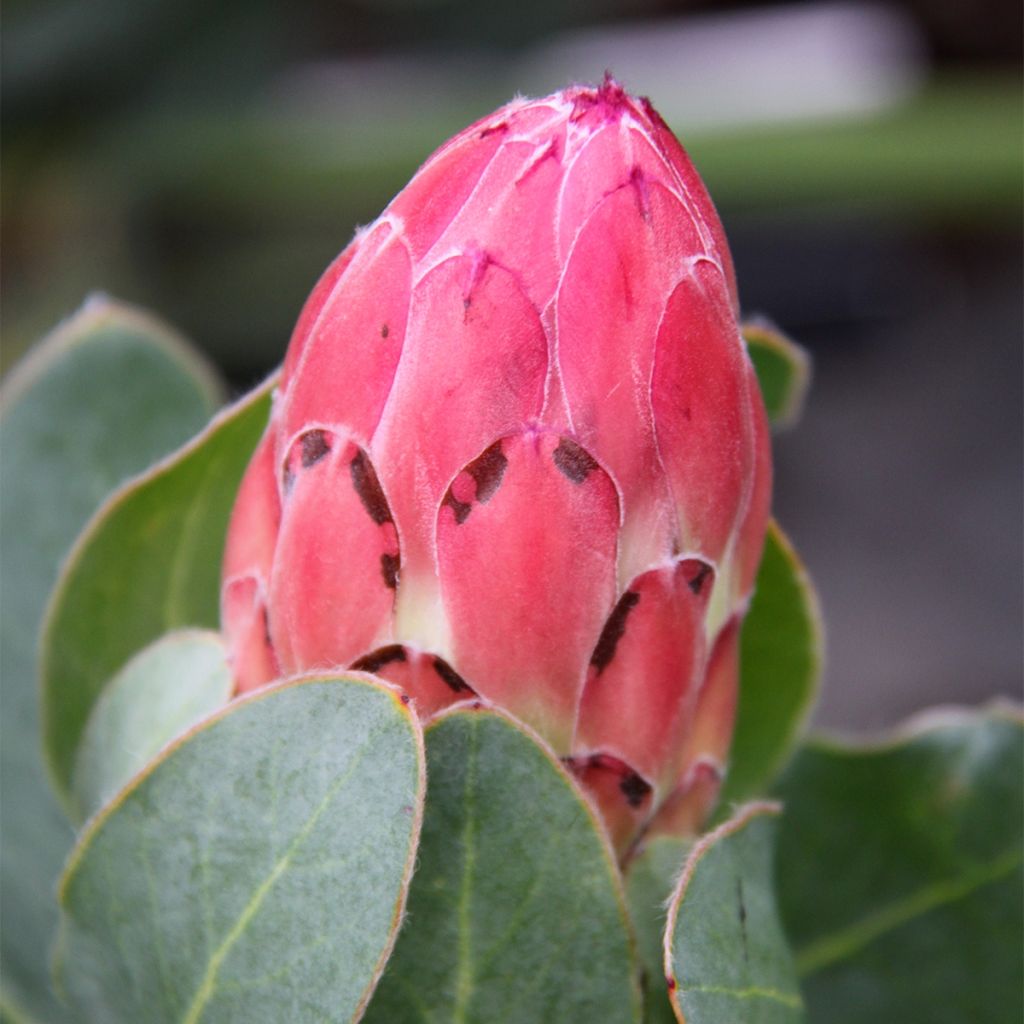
[776,706,1023,1024]
[0,299,219,1023]
[665,803,803,1024]
[364,706,642,1023]
[41,372,274,804]
[56,675,424,1024]
[72,630,232,823]
[722,521,822,808]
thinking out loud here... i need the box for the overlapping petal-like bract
[221,78,771,855]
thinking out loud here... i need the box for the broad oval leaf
[720,521,822,808]
[364,705,643,1023]
[0,298,220,1023]
[41,371,275,807]
[742,320,810,429]
[72,630,232,823]
[56,674,425,1024]
[775,705,1023,1024]
[665,802,803,1024]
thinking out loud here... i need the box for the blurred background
[3,0,1021,731]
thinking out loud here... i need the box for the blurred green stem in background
[3,71,1020,373]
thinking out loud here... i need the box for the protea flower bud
[221,76,771,855]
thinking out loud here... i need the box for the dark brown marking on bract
[380,323,390,339]
[479,121,508,138]
[553,437,599,484]
[466,442,507,503]
[591,591,640,674]
[380,553,400,590]
[442,442,508,525]
[685,561,713,596]
[350,450,393,525]
[432,657,472,694]
[300,429,331,468]
[352,644,407,673]
[666,976,677,993]
[442,491,472,525]
[619,770,652,808]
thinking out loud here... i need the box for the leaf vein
[680,983,803,1009]
[795,847,1022,976]
[179,730,380,1023]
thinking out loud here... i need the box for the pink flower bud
[221,77,771,855]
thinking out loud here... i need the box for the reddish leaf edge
[662,800,802,1023]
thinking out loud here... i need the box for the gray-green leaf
[364,706,643,1023]
[665,802,803,1024]
[721,521,823,809]
[41,371,274,807]
[775,705,1023,1024]
[0,298,220,1023]
[56,675,425,1024]
[72,629,232,823]
[742,320,810,429]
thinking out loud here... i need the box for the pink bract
[221,77,771,855]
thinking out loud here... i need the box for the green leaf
[1,997,36,1024]
[665,802,803,1024]
[742,320,810,429]
[721,521,823,808]
[625,835,690,1024]
[364,706,643,1023]
[41,371,274,807]
[56,675,425,1023]
[775,706,1023,1024]
[72,630,232,823]
[0,298,221,1023]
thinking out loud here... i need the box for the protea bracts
[221,76,771,856]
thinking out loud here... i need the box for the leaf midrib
[795,846,1022,976]
[680,982,803,1009]
[180,732,378,1023]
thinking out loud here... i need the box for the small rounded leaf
[664,802,803,1024]
[55,675,425,1024]
[71,630,232,823]
[364,706,642,1023]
